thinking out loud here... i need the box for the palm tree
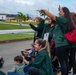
[16,12,26,26]
[23,15,26,21]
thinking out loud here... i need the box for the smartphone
[58,5,61,11]
[21,51,25,56]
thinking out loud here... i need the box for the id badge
[43,33,49,41]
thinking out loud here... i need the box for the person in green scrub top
[29,17,45,42]
[23,39,54,75]
[41,17,55,41]
[38,6,74,75]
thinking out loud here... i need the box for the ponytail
[36,39,51,57]
[45,41,51,57]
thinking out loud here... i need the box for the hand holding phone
[58,5,61,11]
[21,51,25,56]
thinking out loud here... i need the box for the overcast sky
[0,0,76,17]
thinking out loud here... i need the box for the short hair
[14,55,23,63]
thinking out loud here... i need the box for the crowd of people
[27,6,76,75]
[1,6,76,75]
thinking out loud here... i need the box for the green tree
[16,12,26,26]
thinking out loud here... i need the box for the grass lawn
[0,33,34,41]
[0,22,35,41]
[0,23,31,30]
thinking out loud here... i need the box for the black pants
[51,48,60,71]
[56,45,70,75]
[28,67,39,75]
[69,47,76,74]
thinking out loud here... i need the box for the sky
[0,0,76,17]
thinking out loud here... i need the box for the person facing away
[38,6,74,75]
[22,39,54,75]
[68,12,76,75]
[8,55,25,74]
[29,17,45,42]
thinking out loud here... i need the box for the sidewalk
[0,29,34,34]
[0,29,34,43]
[0,21,28,26]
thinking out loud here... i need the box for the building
[0,13,16,21]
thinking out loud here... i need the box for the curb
[0,38,33,44]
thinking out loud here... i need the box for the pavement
[0,21,28,26]
[0,29,34,34]
[0,40,33,74]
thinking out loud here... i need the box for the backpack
[0,56,4,68]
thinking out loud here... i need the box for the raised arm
[29,19,45,31]
[39,9,56,21]
[29,23,38,31]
